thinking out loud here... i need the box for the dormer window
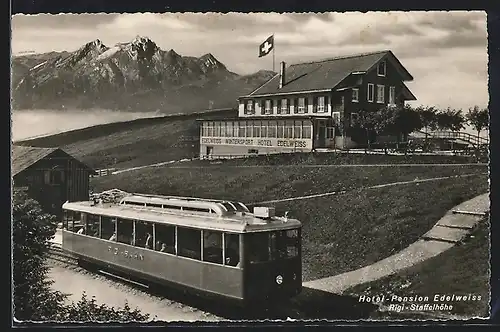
[264,100,272,114]
[246,100,254,113]
[378,61,386,77]
[281,98,289,114]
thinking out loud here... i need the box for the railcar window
[285,229,300,258]
[135,220,154,249]
[117,218,134,245]
[245,232,269,263]
[101,216,116,241]
[202,230,223,264]
[155,223,176,254]
[270,231,288,260]
[224,233,240,267]
[87,214,100,237]
[178,227,201,260]
[63,210,71,230]
[72,211,84,233]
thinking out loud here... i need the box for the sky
[11,11,489,111]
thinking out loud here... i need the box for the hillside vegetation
[91,161,488,281]
[346,220,490,319]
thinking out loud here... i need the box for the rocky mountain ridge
[12,36,275,113]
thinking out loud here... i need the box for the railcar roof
[62,201,301,233]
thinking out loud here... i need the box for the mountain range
[11,36,276,113]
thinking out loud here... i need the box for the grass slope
[15,109,236,169]
[91,162,488,281]
[345,221,490,319]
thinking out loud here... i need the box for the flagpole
[272,34,275,72]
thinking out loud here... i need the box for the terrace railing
[415,130,489,148]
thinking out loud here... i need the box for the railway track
[47,243,79,266]
[45,244,377,320]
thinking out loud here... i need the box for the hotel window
[246,121,253,138]
[302,121,312,139]
[377,85,385,104]
[277,121,285,138]
[367,83,374,102]
[281,98,289,114]
[246,100,254,114]
[253,120,261,137]
[294,121,302,139]
[316,96,326,112]
[238,121,246,137]
[225,122,233,137]
[268,121,277,138]
[261,122,268,138]
[389,86,396,105]
[232,121,239,137]
[284,120,294,138]
[202,122,208,136]
[214,122,221,137]
[207,122,214,137]
[352,89,359,103]
[378,61,386,77]
[265,100,272,114]
[276,99,282,114]
[298,97,306,113]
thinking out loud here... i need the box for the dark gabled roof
[244,50,414,97]
[12,145,95,177]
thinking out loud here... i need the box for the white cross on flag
[259,35,274,58]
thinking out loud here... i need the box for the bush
[13,189,66,321]
[60,293,150,322]
[13,189,150,322]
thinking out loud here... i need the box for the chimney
[279,61,286,89]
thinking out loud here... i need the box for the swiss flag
[259,35,274,58]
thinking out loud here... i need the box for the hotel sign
[201,137,312,149]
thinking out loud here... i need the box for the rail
[47,243,78,267]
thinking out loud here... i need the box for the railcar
[61,192,302,304]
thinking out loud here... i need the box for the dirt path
[110,160,487,175]
[254,172,487,204]
[303,193,490,294]
[48,265,221,322]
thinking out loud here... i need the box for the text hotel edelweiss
[358,293,483,313]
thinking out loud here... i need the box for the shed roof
[244,50,414,97]
[12,145,95,176]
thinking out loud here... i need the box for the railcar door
[242,229,302,302]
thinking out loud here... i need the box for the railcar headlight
[276,275,283,284]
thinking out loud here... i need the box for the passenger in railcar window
[203,230,223,264]
[145,232,152,249]
[76,224,86,234]
[160,243,167,252]
[224,233,240,267]
[109,231,117,241]
[101,216,115,240]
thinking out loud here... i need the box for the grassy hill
[345,220,490,319]
[91,159,488,281]
[15,109,236,169]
